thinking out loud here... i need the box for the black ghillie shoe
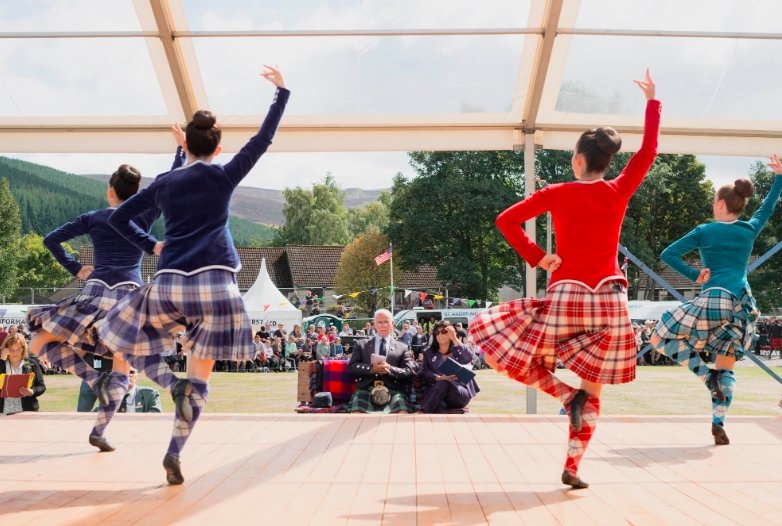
[89,434,115,452]
[706,370,726,402]
[567,389,588,433]
[171,379,193,423]
[93,372,111,407]
[712,423,730,445]
[163,453,184,485]
[561,471,589,489]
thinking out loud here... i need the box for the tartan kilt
[322,359,356,402]
[652,288,758,359]
[96,269,253,361]
[346,387,414,414]
[470,280,636,385]
[27,281,136,355]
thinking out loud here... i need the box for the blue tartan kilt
[96,269,254,361]
[347,387,414,414]
[652,287,758,359]
[27,280,137,355]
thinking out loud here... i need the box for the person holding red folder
[0,333,46,414]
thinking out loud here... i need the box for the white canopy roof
[243,258,301,329]
[1,0,780,157]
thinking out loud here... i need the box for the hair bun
[595,127,622,155]
[115,164,141,184]
[734,178,754,199]
[191,110,217,131]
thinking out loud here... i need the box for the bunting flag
[467,299,477,307]
[349,292,361,298]
[332,294,343,300]
[263,304,270,311]
[485,302,493,308]
[433,294,444,300]
[419,292,428,300]
[404,289,413,298]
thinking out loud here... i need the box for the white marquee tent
[242,258,302,330]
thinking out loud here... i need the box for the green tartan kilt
[347,387,414,414]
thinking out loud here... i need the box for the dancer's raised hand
[633,69,655,100]
[767,154,782,175]
[171,124,185,148]
[261,65,285,88]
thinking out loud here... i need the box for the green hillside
[0,157,275,246]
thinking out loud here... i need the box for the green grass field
[35,361,782,416]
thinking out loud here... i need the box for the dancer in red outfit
[470,70,659,489]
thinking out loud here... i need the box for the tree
[275,174,349,245]
[387,151,525,301]
[346,198,389,237]
[0,178,22,299]
[334,227,398,315]
[12,234,74,303]
[746,161,782,311]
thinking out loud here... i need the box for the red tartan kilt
[771,337,782,349]
[322,359,356,402]
[469,281,636,385]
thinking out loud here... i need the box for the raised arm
[748,154,782,233]
[613,69,662,197]
[171,124,187,170]
[224,65,290,188]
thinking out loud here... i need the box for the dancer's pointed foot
[567,389,588,433]
[561,470,589,489]
[712,423,730,445]
[163,453,184,485]
[171,379,193,423]
[706,370,726,402]
[94,372,111,407]
[89,434,115,452]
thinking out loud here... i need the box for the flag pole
[389,242,395,314]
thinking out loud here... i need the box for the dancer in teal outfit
[651,154,782,445]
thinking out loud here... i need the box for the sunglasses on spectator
[434,329,450,335]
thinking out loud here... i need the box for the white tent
[627,300,682,322]
[242,258,302,330]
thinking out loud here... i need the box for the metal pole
[389,242,395,314]
[524,132,538,415]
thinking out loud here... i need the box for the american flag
[374,249,392,266]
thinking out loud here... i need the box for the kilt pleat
[27,281,136,354]
[652,288,757,359]
[96,270,254,361]
[470,280,636,385]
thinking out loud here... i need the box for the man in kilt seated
[347,309,417,413]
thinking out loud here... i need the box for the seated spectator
[339,323,353,337]
[291,324,305,348]
[260,338,278,370]
[285,334,300,369]
[300,338,314,361]
[315,333,330,360]
[330,337,344,357]
[419,321,479,414]
[117,368,162,413]
[398,322,413,347]
[410,325,428,360]
[273,323,287,341]
[347,309,416,414]
[0,333,46,414]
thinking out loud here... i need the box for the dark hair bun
[734,178,754,199]
[115,164,141,184]
[595,127,622,155]
[191,110,217,130]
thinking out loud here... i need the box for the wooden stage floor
[1,412,781,526]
